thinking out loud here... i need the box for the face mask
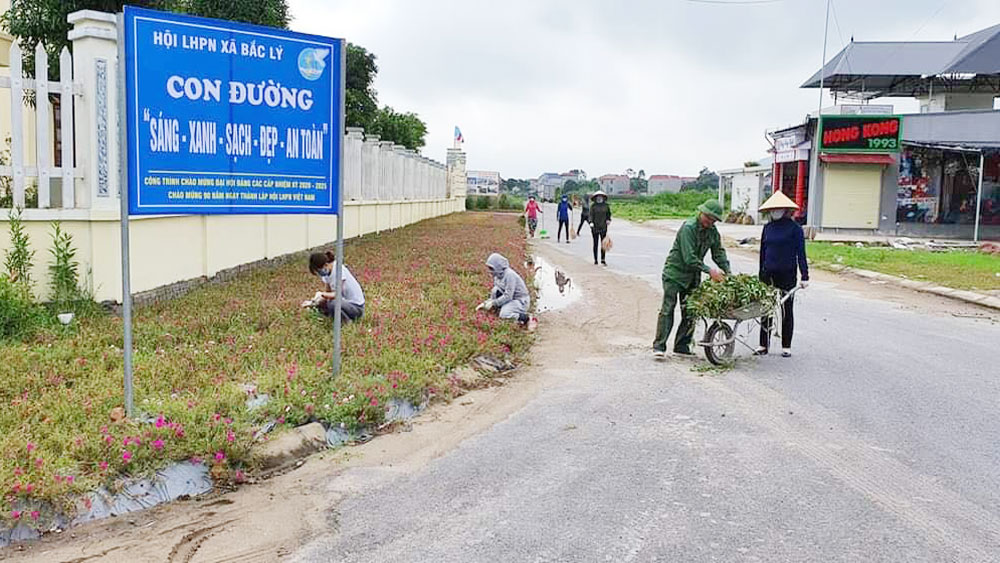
[319,267,331,277]
[770,210,785,220]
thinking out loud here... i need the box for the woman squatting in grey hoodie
[478,253,531,325]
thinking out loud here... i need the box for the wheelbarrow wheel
[703,321,735,366]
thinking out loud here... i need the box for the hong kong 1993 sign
[124,6,343,215]
[819,115,902,154]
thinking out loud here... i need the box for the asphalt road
[293,212,1000,562]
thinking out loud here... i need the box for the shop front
[895,143,1000,240]
[815,115,901,231]
[770,125,811,222]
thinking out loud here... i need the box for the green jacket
[662,217,731,287]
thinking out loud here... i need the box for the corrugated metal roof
[801,23,1000,91]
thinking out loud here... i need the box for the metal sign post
[974,150,985,242]
[333,41,346,379]
[117,13,134,417]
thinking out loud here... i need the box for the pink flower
[35,458,44,468]
[10,510,20,520]
[25,483,34,493]
[152,439,164,450]
[155,415,166,429]
[99,461,109,471]
[13,467,23,476]
[370,398,379,407]
[214,451,226,462]
[29,511,39,521]
[66,475,75,484]
[54,475,63,483]
[226,431,235,443]
[26,442,35,453]
[234,470,246,483]
[190,456,202,464]
[122,450,133,463]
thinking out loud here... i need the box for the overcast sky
[290,0,1000,179]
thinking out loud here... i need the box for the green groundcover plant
[0,213,530,526]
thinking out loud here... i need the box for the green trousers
[653,279,698,353]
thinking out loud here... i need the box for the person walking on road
[589,191,611,265]
[557,195,572,243]
[576,195,590,237]
[525,196,542,238]
[756,191,809,358]
[653,199,731,359]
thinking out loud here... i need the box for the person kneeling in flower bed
[302,251,366,322]
[477,253,538,330]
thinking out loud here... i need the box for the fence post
[68,10,120,211]
[10,43,25,208]
[60,47,76,209]
[34,43,52,209]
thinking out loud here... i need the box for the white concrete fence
[0,11,468,303]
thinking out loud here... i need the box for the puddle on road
[528,256,582,313]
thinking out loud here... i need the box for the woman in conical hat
[757,191,809,358]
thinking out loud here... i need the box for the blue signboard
[123,6,342,215]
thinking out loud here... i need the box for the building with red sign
[759,23,1000,241]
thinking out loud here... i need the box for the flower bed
[0,212,530,529]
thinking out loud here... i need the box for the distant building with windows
[647,174,695,194]
[531,170,585,200]
[597,174,630,195]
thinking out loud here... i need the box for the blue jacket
[759,217,809,281]
[557,200,571,221]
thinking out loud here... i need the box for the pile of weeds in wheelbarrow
[686,274,776,319]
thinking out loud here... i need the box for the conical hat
[759,191,799,212]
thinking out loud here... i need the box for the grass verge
[0,212,531,525]
[807,242,1000,291]
[610,190,718,222]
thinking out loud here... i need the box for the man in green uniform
[653,199,731,358]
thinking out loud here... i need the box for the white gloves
[301,292,326,308]
[476,299,494,311]
[800,281,809,289]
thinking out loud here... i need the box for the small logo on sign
[298,48,329,81]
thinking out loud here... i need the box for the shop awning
[820,153,895,165]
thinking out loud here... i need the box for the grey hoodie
[486,253,530,309]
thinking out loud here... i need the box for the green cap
[697,199,724,221]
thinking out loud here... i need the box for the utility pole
[806,0,832,231]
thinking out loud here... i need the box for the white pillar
[379,141,394,201]
[68,10,119,211]
[365,134,381,202]
[344,127,364,201]
[393,145,407,200]
[447,148,467,200]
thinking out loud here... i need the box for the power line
[829,0,852,75]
